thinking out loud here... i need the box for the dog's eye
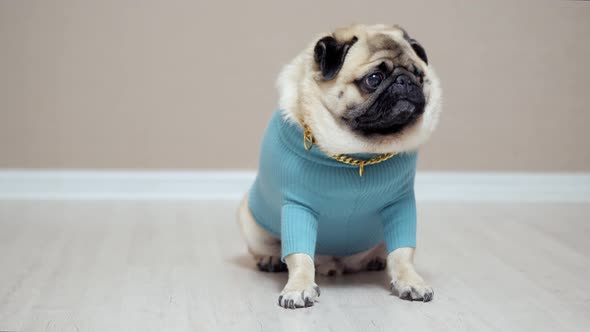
[362,73,384,91]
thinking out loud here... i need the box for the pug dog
[238,24,442,309]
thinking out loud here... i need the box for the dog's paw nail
[279,283,319,309]
[392,278,434,302]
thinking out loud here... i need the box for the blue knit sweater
[249,111,418,261]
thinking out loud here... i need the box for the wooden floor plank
[0,201,588,332]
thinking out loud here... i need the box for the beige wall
[1,0,589,171]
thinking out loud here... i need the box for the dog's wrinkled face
[315,26,428,136]
[278,24,442,154]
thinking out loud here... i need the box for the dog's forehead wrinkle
[365,56,398,71]
[367,31,406,52]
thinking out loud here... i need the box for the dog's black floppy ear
[314,36,358,80]
[401,28,428,65]
[408,38,428,65]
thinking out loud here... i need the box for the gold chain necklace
[303,124,397,177]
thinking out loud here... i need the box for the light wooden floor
[0,201,589,332]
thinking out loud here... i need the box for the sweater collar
[275,111,383,168]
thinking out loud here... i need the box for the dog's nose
[391,74,424,105]
[394,74,415,87]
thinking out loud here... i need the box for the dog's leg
[279,253,320,309]
[237,194,286,272]
[381,192,433,301]
[387,247,433,302]
[278,204,320,308]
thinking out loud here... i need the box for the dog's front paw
[278,283,320,309]
[391,277,433,302]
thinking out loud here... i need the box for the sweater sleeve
[380,190,417,254]
[280,203,318,261]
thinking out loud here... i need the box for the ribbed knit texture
[249,111,418,261]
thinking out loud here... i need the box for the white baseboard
[0,170,588,202]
